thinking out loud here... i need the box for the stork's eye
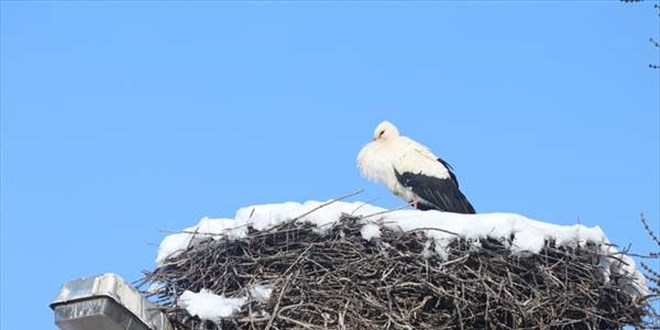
[378,130,385,137]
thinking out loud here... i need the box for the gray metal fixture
[50,273,172,330]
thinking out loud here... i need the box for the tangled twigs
[142,216,654,330]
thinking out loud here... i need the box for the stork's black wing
[394,160,475,214]
[437,157,458,186]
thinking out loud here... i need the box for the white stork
[357,121,476,214]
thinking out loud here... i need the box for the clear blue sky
[1,2,658,329]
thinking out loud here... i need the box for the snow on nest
[178,284,274,323]
[157,200,648,322]
[155,201,385,265]
[179,289,247,323]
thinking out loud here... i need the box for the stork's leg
[412,195,420,209]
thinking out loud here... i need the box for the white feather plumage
[357,121,451,205]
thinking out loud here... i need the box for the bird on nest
[357,121,476,214]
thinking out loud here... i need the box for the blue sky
[1,2,658,329]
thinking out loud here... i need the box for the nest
[143,215,655,330]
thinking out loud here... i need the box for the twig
[292,189,365,222]
[264,274,292,330]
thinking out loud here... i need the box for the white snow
[156,217,244,264]
[177,284,274,323]
[156,201,384,265]
[157,200,648,295]
[360,223,381,241]
[248,284,273,303]
[179,289,247,323]
[379,210,608,254]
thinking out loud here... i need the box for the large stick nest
[143,215,655,330]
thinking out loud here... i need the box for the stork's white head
[373,121,400,141]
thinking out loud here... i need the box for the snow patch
[360,223,381,240]
[179,289,246,323]
[156,217,243,265]
[248,284,273,303]
[157,201,384,265]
